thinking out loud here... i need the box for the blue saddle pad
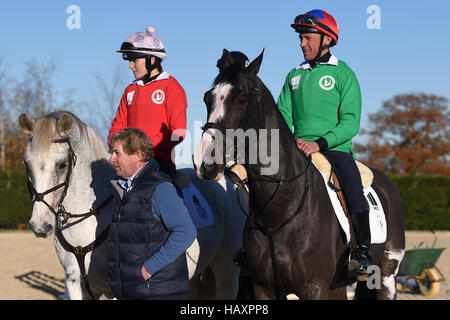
[180,182,214,230]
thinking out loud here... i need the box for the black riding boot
[350,210,372,279]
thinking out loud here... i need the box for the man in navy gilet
[106,128,196,300]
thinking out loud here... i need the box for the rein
[26,136,112,299]
[201,75,311,300]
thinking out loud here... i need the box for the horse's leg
[209,254,241,299]
[370,170,406,300]
[55,241,83,300]
[377,248,405,300]
[236,270,255,300]
[253,282,276,300]
[64,264,83,300]
[354,280,376,300]
[297,281,341,300]
[328,286,348,300]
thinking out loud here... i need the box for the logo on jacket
[319,75,335,91]
[290,75,301,89]
[151,89,165,104]
[127,91,135,105]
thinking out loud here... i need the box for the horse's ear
[18,114,34,134]
[57,114,73,135]
[219,49,234,71]
[245,48,264,77]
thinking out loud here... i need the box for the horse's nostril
[44,223,53,233]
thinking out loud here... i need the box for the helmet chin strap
[140,56,162,83]
[310,33,332,68]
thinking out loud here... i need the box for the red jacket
[108,72,187,166]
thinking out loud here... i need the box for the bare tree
[0,57,76,176]
[80,60,128,141]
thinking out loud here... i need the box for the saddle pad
[311,153,374,188]
[180,182,214,230]
[313,162,387,245]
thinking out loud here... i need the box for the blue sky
[1,0,449,167]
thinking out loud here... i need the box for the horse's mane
[32,111,108,160]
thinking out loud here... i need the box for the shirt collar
[296,54,338,70]
[117,161,148,191]
[134,71,170,86]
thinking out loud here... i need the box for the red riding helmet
[291,9,339,46]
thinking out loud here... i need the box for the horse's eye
[57,163,67,170]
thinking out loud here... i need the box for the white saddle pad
[313,163,387,245]
[180,182,214,230]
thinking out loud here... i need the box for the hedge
[0,170,448,230]
[390,175,450,230]
[0,170,32,229]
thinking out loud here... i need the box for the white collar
[117,161,148,191]
[296,54,338,70]
[134,71,170,86]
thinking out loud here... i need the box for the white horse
[19,111,246,300]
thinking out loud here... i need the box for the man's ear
[323,35,332,47]
[136,152,145,163]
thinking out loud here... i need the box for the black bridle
[201,74,262,136]
[200,75,312,300]
[26,137,77,227]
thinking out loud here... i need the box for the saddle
[311,153,374,188]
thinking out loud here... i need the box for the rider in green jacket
[278,56,361,157]
[277,9,371,278]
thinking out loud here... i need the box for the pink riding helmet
[117,26,167,61]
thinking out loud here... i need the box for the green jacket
[277,55,362,156]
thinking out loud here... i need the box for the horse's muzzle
[29,220,53,238]
[198,162,224,181]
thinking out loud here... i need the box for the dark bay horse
[193,49,405,300]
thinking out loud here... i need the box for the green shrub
[0,170,32,229]
[390,175,450,230]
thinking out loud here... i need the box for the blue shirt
[143,182,197,276]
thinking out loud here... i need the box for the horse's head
[19,112,76,237]
[194,49,264,180]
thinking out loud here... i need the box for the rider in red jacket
[109,26,187,176]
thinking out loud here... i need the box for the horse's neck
[246,87,306,181]
[60,143,114,241]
